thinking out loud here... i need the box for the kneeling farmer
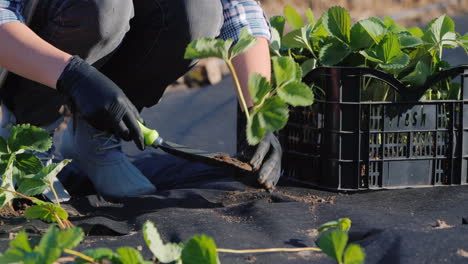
[0,0,281,199]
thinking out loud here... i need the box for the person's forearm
[232,37,271,108]
[0,21,72,88]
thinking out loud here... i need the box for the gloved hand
[238,109,282,189]
[56,56,144,150]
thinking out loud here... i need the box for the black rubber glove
[238,108,282,189]
[57,56,145,150]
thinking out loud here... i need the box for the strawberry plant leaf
[317,230,348,263]
[7,124,52,153]
[231,28,258,59]
[272,56,300,86]
[57,227,84,250]
[278,81,314,107]
[457,33,468,52]
[143,221,182,263]
[380,53,410,71]
[423,14,455,46]
[318,218,352,233]
[17,178,48,197]
[257,97,289,132]
[358,17,388,44]
[399,35,423,48]
[181,235,220,264]
[322,6,351,43]
[36,225,63,264]
[14,152,43,175]
[270,16,286,37]
[0,137,8,154]
[76,248,116,264]
[270,28,282,56]
[283,25,313,50]
[34,159,71,185]
[247,112,266,146]
[441,32,458,48]
[284,6,304,29]
[408,27,424,38]
[383,17,407,33]
[319,39,351,65]
[185,38,233,61]
[248,73,271,106]
[0,232,34,263]
[447,82,461,100]
[350,23,374,51]
[401,61,431,87]
[343,244,366,264]
[25,202,68,223]
[0,154,16,209]
[116,247,146,264]
[301,58,316,78]
[338,218,352,232]
[305,8,315,24]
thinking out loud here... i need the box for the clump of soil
[275,190,336,205]
[220,189,268,206]
[213,154,253,171]
[0,199,33,218]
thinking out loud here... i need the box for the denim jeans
[2,0,223,126]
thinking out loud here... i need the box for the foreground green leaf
[0,232,33,263]
[17,178,48,197]
[0,137,8,154]
[184,38,233,61]
[25,202,69,223]
[7,124,52,153]
[270,16,286,37]
[350,23,374,51]
[319,39,351,65]
[322,6,351,43]
[318,218,352,233]
[278,81,314,107]
[305,8,315,24]
[401,60,431,87]
[76,248,116,264]
[247,112,266,146]
[34,159,71,185]
[14,152,43,175]
[143,221,182,263]
[423,14,455,46]
[116,247,147,264]
[181,235,219,264]
[248,73,271,106]
[257,97,289,132]
[358,17,387,44]
[317,230,348,263]
[231,28,258,58]
[272,56,300,86]
[0,154,16,209]
[284,6,304,29]
[343,244,366,264]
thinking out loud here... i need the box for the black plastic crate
[279,66,468,190]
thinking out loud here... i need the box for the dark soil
[213,154,253,171]
[0,199,33,218]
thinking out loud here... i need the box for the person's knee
[184,0,223,40]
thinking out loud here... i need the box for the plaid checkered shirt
[0,0,270,41]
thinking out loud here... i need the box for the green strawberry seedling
[0,124,72,228]
[185,28,314,145]
[316,218,366,264]
[271,6,468,101]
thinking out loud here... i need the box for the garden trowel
[138,122,253,172]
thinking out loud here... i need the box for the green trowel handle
[138,121,163,147]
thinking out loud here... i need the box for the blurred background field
[259,0,468,26]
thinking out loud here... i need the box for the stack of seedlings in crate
[271,6,468,190]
